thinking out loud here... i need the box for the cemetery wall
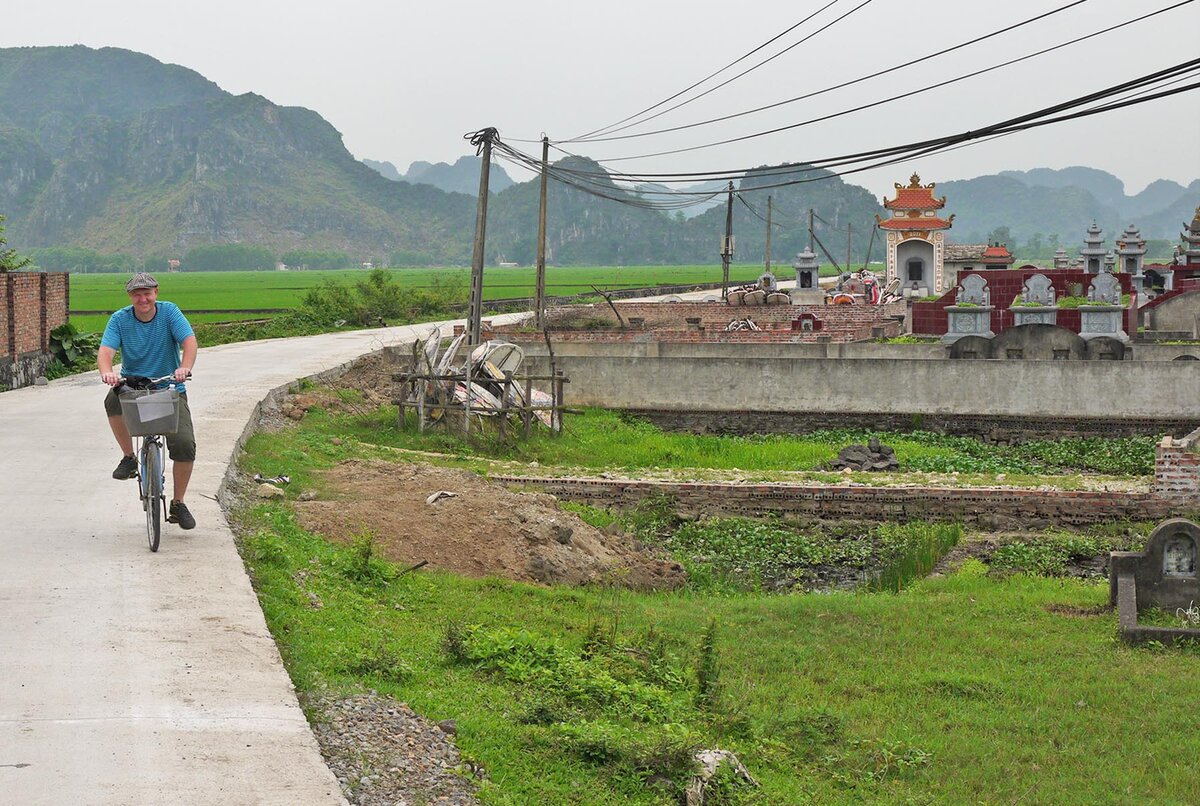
[491,475,1179,527]
[1141,288,1200,337]
[524,349,1199,418]
[1,272,69,389]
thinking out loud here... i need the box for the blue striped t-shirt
[101,301,195,392]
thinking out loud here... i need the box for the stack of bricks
[1,272,70,388]
[1154,426,1200,500]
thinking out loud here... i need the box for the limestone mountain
[0,46,476,261]
[401,156,514,196]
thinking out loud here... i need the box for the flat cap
[125,272,159,292]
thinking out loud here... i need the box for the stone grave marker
[1012,273,1058,327]
[942,274,994,343]
[1110,518,1200,645]
[1080,272,1128,342]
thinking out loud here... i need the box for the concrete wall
[1,272,69,389]
[525,346,1200,420]
[1144,289,1200,338]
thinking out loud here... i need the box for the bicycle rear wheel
[141,440,163,552]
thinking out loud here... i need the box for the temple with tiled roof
[876,173,955,295]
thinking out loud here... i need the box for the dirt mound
[295,460,685,590]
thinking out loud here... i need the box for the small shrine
[790,248,824,305]
[1175,205,1200,267]
[1052,248,1070,269]
[1080,222,1106,274]
[980,242,1015,270]
[1116,224,1147,285]
[877,174,954,296]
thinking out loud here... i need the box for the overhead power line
[567,0,876,143]
[484,58,1200,212]
[573,0,1196,163]
[571,0,1103,144]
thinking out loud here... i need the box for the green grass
[232,410,1200,803]
[236,496,1200,803]
[67,265,788,317]
[306,406,1158,478]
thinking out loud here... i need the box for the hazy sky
[3,0,1198,199]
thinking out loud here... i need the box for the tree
[0,215,31,272]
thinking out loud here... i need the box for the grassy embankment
[298,402,1158,486]
[233,409,1199,804]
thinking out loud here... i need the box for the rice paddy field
[67,265,797,332]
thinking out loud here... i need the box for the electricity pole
[765,195,773,273]
[846,222,853,273]
[466,128,496,345]
[721,181,734,303]
[534,135,549,329]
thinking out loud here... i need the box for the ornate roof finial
[908,173,922,187]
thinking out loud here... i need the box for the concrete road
[0,316,522,805]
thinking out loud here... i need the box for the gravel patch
[305,690,481,806]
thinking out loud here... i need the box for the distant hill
[361,158,402,182]
[958,167,1199,243]
[400,156,514,196]
[0,46,476,261]
[0,46,1193,266]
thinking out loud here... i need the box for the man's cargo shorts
[104,389,197,462]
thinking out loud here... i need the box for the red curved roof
[878,217,952,231]
[982,244,1013,260]
[883,173,946,210]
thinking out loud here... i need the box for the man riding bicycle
[98,272,198,530]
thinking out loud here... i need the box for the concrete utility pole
[721,181,734,303]
[466,128,497,345]
[765,195,773,272]
[534,136,549,329]
[846,222,853,273]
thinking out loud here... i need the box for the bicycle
[113,373,189,552]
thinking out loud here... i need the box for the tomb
[1110,518,1200,646]
[941,274,994,343]
[877,174,954,295]
[790,248,825,305]
[1078,272,1129,342]
[1010,273,1058,327]
[1080,221,1106,274]
[1117,224,1147,289]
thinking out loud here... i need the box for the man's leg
[108,415,134,457]
[172,461,193,502]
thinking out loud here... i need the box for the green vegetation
[318,407,1157,478]
[230,400,1198,802]
[989,526,1152,576]
[235,495,1200,803]
[0,214,30,272]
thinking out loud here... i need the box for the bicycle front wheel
[142,441,163,552]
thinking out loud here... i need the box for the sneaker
[168,500,196,530]
[112,455,138,480]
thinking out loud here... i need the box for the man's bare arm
[98,346,119,386]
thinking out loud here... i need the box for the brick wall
[492,474,1178,526]
[629,409,1200,442]
[1154,425,1200,500]
[501,300,906,345]
[1,272,70,388]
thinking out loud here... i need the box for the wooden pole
[523,376,533,438]
[467,128,496,345]
[765,195,772,273]
[721,181,734,303]
[499,370,511,443]
[535,136,549,329]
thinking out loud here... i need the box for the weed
[335,639,413,682]
[442,620,470,664]
[695,619,721,710]
[340,529,391,584]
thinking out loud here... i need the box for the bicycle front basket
[119,388,181,436]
